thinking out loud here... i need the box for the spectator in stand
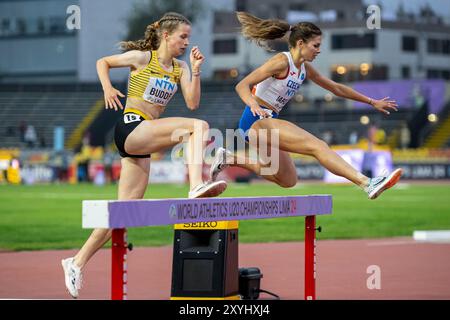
[399,123,411,149]
[38,127,47,148]
[24,124,37,148]
[103,146,115,184]
[19,120,27,143]
[349,131,358,145]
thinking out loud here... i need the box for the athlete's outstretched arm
[305,62,398,115]
[96,50,148,111]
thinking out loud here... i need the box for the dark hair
[120,12,191,51]
[236,11,322,50]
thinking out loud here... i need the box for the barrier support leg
[304,216,316,300]
[112,228,128,300]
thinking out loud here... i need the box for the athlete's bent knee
[199,120,209,131]
[191,119,209,133]
[278,177,297,188]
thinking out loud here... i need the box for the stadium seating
[1,82,440,150]
[0,85,102,149]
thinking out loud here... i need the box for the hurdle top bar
[82,195,332,229]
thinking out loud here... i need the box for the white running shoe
[210,147,232,182]
[365,168,403,200]
[61,257,83,299]
[188,180,227,199]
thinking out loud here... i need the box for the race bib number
[142,77,177,106]
[124,113,141,124]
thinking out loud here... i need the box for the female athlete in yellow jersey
[61,12,226,298]
[210,12,402,199]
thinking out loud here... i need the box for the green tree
[125,0,204,41]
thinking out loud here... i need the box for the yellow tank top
[127,50,182,106]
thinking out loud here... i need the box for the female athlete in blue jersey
[210,11,402,199]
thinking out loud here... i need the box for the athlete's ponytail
[236,11,322,50]
[120,12,191,51]
[236,11,290,50]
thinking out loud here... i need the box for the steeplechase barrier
[82,195,332,300]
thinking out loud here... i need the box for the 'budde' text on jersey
[143,77,177,106]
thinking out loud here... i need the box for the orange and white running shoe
[365,168,403,200]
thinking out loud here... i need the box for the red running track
[1,237,449,300]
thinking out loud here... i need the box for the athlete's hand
[103,86,125,111]
[190,46,205,72]
[249,103,270,118]
[371,97,398,115]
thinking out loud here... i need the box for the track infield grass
[0,182,449,251]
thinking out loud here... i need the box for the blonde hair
[120,12,191,51]
[236,11,322,50]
